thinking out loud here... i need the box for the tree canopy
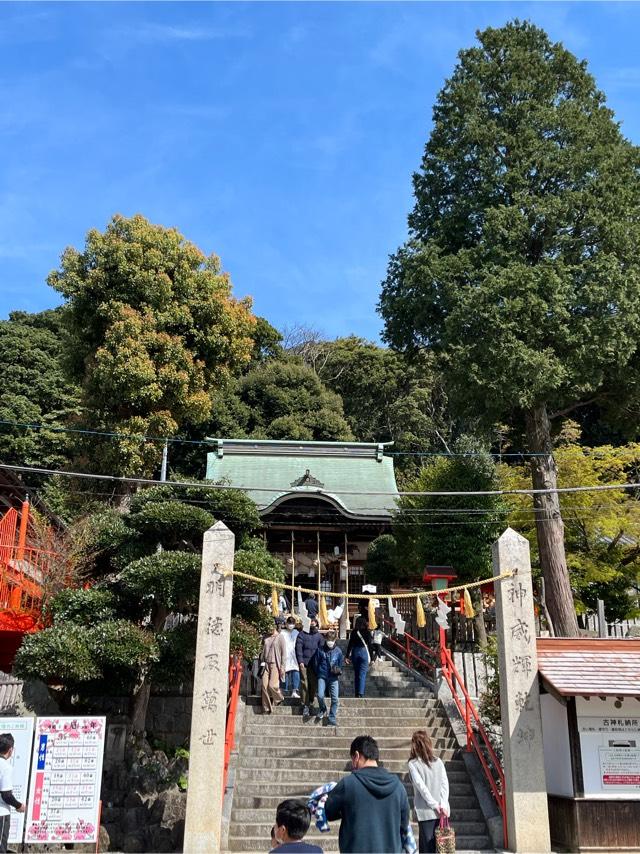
[15,483,281,728]
[379,20,640,635]
[0,309,80,468]
[48,214,257,477]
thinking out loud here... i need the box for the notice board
[24,716,106,843]
[577,696,640,798]
[0,716,35,843]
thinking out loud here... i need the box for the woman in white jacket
[407,730,450,853]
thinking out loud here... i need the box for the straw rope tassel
[367,597,377,630]
[271,587,279,615]
[319,594,329,629]
[416,594,427,629]
[464,588,476,618]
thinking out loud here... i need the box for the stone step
[231,792,477,810]
[240,745,459,761]
[241,724,458,743]
[235,768,472,784]
[232,819,489,838]
[237,753,466,769]
[245,697,437,709]
[236,760,464,776]
[239,734,452,750]
[226,835,493,852]
[246,707,447,723]
[231,806,486,824]
[243,717,452,732]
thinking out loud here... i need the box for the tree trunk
[130,604,168,734]
[131,678,151,734]
[525,404,579,637]
[471,587,488,648]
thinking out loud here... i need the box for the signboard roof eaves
[205,452,399,516]
[206,437,393,459]
[537,638,640,696]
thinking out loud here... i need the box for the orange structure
[0,500,54,670]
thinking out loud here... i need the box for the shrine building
[205,439,399,604]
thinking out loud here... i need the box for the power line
[0,417,547,457]
[2,462,640,499]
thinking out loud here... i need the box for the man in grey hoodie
[324,735,410,853]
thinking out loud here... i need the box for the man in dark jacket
[295,618,323,717]
[324,735,410,854]
[305,593,319,620]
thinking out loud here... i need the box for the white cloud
[123,22,252,44]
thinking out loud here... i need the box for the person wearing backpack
[311,630,343,726]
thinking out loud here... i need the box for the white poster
[599,746,640,791]
[577,697,640,799]
[25,716,106,844]
[0,716,35,843]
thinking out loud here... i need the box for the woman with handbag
[345,616,372,698]
[311,630,343,726]
[407,730,450,853]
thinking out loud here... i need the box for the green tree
[315,337,457,478]
[380,21,640,635]
[48,214,256,478]
[237,360,353,441]
[365,534,399,586]
[394,451,507,644]
[15,483,281,731]
[0,309,80,468]
[500,443,640,623]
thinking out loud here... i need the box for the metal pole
[290,531,295,610]
[344,533,349,629]
[160,440,169,482]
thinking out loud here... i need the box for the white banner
[0,716,35,843]
[25,716,106,844]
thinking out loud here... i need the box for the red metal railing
[382,616,438,677]
[223,654,243,794]
[438,627,507,847]
[383,616,507,848]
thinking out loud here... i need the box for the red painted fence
[223,654,243,793]
[383,615,507,848]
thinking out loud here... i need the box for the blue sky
[2,2,640,340]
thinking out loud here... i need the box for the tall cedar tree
[379,22,640,636]
[48,214,256,478]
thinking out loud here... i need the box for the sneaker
[291,690,300,698]
[315,711,326,724]
[327,717,337,726]
[302,705,310,717]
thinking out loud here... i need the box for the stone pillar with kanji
[184,521,235,853]
[492,528,551,853]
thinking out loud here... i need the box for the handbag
[373,629,384,645]
[435,814,455,853]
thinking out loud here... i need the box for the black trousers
[418,818,438,853]
[0,813,11,854]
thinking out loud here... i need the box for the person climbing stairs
[225,656,494,852]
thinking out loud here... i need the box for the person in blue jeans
[345,616,372,698]
[311,630,343,726]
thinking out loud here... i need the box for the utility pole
[156,441,169,554]
[160,440,169,483]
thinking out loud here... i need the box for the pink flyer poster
[25,716,106,843]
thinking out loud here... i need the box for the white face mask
[286,625,295,631]
[326,641,335,649]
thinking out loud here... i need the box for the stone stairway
[227,657,494,852]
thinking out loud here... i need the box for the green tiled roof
[205,439,399,519]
